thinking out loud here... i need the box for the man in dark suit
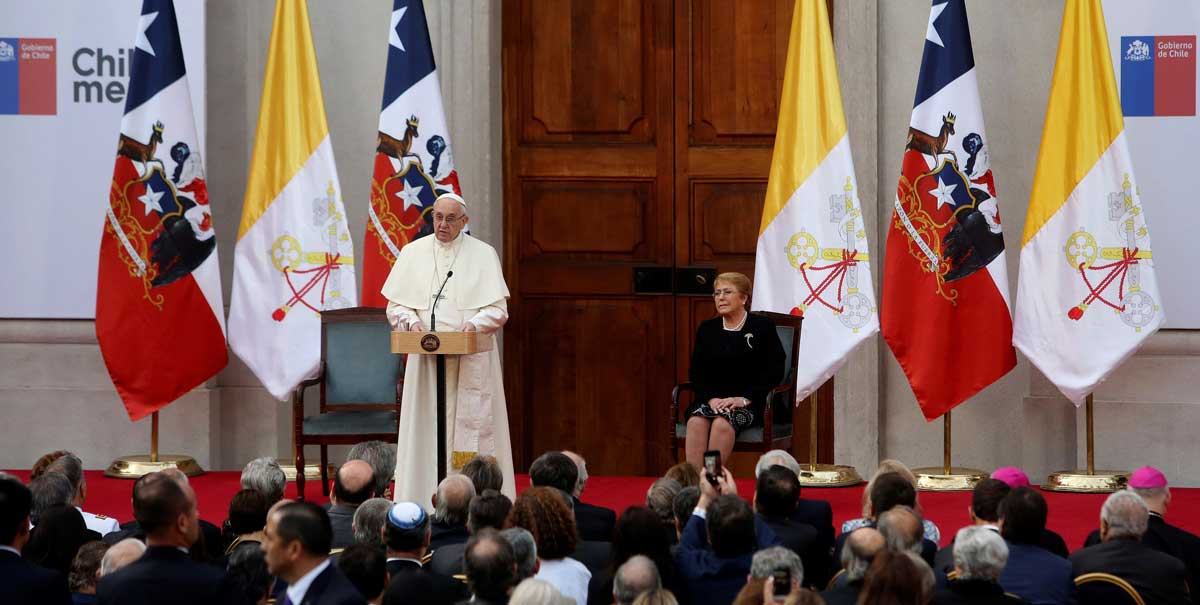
[0,474,70,605]
[1082,466,1200,602]
[996,487,1074,605]
[1071,489,1189,605]
[97,472,238,605]
[327,461,377,550]
[931,526,1023,604]
[833,473,937,569]
[932,479,1010,580]
[100,469,224,562]
[380,501,468,605]
[459,529,517,605]
[819,528,883,605]
[756,450,835,556]
[675,467,778,605]
[337,544,387,604]
[429,490,512,578]
[990,467,1068,557]
[535,451,616,543]
[754,465,827,589]
[429,475,474,552]
[262,501,366,605]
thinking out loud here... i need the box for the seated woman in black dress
[685,272,785,468]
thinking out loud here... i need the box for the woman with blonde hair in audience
[506,487,590,605]
[665,462,700,488]
[840,459,941,543]
[510,578,574,605]
[634,588,680,605]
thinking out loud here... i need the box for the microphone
[429,270,453,332]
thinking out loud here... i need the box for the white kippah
[435,191,467,207]
[387,501,427,529]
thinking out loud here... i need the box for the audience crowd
[1,444,1197,605]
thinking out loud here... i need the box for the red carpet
[12,470,1200,552]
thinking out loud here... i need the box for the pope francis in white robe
[380,194,516,504]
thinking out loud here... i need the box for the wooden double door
[501,0,833,476]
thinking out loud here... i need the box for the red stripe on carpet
[11,471,1200,552]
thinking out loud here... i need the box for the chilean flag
[881,0,1016,421]
[361,0,462,307]
[96,0,226,421]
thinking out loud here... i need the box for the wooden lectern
[391,331,494,482]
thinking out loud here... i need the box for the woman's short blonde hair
[715,272,752,297]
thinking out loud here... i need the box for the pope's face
[432,198,468,243]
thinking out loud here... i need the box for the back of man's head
[646,478,681,527]
[100,538,146,576]
[240,457,287,504]
[870,472,917,517]
[29,471,74,525]
[0,476,32,547]
[841,527,885,583]
[707,494,756,558]
[998,486,1047,545]
[970,479,1011,524]
[228,488,270,535]
[352,497,392,547]
[755,450,802,478]
[755,466,800,518]
[614,555,661,605]
[1101,490,1149,541]
[672,487,700,532]
[385,501,430,554]
[877,505,924,555]
[470,489,513,534]
[464,528,517,601]
[952,526,1008,581]
[749,546,803,584]
[347,441,396,499]
[336,543,387,602]
[333,460,376,507]
[435,474,476,526]
[44,452,84,502]
[274,501,333,557]
[499,527,538,581]
[133,472,190,538]
[528,452,578,495]
[463,455,504,494]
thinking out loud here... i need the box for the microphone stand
[430,270,452,480]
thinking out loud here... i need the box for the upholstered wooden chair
[293,307,402,500]
[1074,572,1145,605]
[669,311,802,465]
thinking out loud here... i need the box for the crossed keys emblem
[785,178,874,333]
[1063,174,1158,331]
[268,183,354,321]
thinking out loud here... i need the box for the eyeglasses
[433,213,462,224]
[712,289,739,298]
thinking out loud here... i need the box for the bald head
[614,555,661,605]
[842,527,885,582]
[878,505,923,555]
[333,460,375,507]
[435,474,476,526]
[562,450,587,497]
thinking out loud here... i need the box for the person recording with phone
[675,464,779,605]
[684,272,786,470]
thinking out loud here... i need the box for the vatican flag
[1013,0,1164,404]
[751,0,878,401]
[228,0,356,400]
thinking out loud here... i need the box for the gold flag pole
[1043,394,1128,492]
[105,411,205,478]
[797,389,863,487]
[914,411,986,491]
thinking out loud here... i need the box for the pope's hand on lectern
[408,322,426,332]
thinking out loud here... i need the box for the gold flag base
[104,454,205,479]
[1042,469,1129,493]
[913,467,987,491]
[798,463,863,487]
[279,462,332,482]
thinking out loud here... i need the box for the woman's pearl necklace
[722,310,748,331]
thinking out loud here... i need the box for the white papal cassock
[381,231,516,504]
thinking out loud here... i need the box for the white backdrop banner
[0,0,204,318]
[1105,0,1200,328]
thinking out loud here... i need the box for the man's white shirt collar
[286,558,331,605]
[0,545,19,556]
